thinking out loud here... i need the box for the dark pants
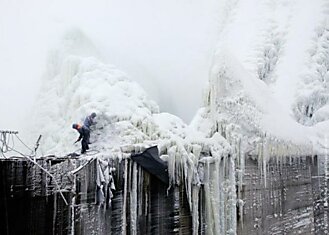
[81,128,90,154]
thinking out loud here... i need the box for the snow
[3,0,329,234]
[2,0,328,157]
[25,32,236,234]
[0,0,223,126]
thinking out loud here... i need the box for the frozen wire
[0,132,68,205]
[5,144,69,205]
[14,133,34,153]
[5,133,15,151]
[0,133,9,153]
[0,132,17,155]
[0,131,17,153]
[10,133,15,150]
[0,147,8,159]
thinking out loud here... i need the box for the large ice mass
[7,0,329,234]
[28,29,239,234]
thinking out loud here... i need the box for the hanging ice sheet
[131,146,169,185]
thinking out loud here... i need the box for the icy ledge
[27,30,238,234]
[27,30,318,235]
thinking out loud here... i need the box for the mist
[0,0,222,131]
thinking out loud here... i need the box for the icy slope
[28,29,239,234]
[27,0,329,181]
[217,0,324,112]
[30,29,160,155]
[25,1,329,232]
[188,0,329,155]
[191,48,313,159]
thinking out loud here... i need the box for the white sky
[0,0,222,131]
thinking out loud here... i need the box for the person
[72,123,90,154]
[84,112,97,144]
[84,112,97,130]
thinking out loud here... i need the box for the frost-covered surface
[190,0,329,156]
[29,29,159,156]
[294,18,329,126]
[22,0,329,234]
[27,30,237,234]
[193,49,313,157]
[17,0,329,168]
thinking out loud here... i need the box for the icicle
[70,174,76,235]
[228,155,237,234]
[167,146,177,188]
[238,138,245,228]
[130,162,138,235]
[263,138,268,188]
[203,159,214,235]
[122,159,128,235]
[219,155,225,235]
[211,156,221,234]
[137,165,143,216]
[191,152,201,235]
[324,151,329,230]
[184,153,194,209]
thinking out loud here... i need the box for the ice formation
[294,19,329,126]
[26,29,237,234]
[20,0,329,234]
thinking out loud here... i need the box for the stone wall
[0,155,328,235]
[237,156,328,235]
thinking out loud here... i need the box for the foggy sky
[0,0,221,131]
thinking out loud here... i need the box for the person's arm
[75,133,82,143]
[92,117,97,125]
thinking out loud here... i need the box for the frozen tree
[257,23,284,84]
[256,0,292,84]
[294,19,329,125]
